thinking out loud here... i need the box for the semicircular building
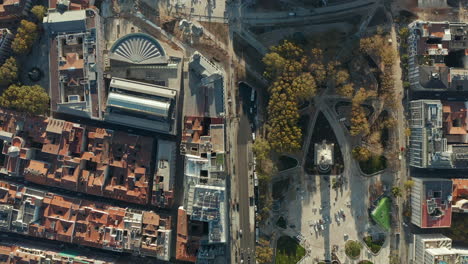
[109,33,167,65]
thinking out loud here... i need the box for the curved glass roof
[107,92,170,117]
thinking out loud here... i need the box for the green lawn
[275,236,306,264]
[359,154,387,174]
[371,197,392,231]
[277,155,298,171]
[276,216,287,229]
[216,153,225,167]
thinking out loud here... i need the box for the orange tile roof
[0,109,153,206]
[59,53,84,71]
[453,179,468,201]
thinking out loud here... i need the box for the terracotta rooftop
[0,242,116,264]
[0,109,152,205]
[0,181,172,260]
[442,101,468,135]
[175,208,198,262]
[453,179,468,201]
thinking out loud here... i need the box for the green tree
[335,69,350,87]
[309,48,327,86]
[271,39,304,61]
[11,20,39,54]
[263,52,286,79]
[345,240,362,259]
[31,5,47,21]
[382,117,397,129]
[253,137,271,161]
[403,81,411,89]
[0,57,19,83]
[291,72,317,101]
[399,27,409,39]
[256,239,274,264]
[404,180,414,191]
[337,83,354,97]
[392,186,402,197]
[350,106,369,136]
[0,84,49,114]
[352,146,371,161]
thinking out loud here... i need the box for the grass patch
[272,178,289,200]
[216,153,225,167]
[359,154,387,174]
[298,113,309,144]
[371,197,392,231]
[363,236,384,254]
[277,156,298,171]
[276,216,287,229]
[275,236,306,264]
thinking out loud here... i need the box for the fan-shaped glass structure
[110,33,166,64]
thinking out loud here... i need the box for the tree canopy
[392,186,402,197]
[345,240,362,259]
[349,88,376,136]
[256,239,273,264]
[0,57,19,83]
[253,138,271,162]
[0,84,49,115]
[360,34,396,104]
[352,146,371,161]
[337,83,354,97]
[263,40,318,152]
[291,72,317,101]
[12,20,39,54]
[31,5,47,21]
[335,69,350,87]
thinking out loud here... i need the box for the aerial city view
[0,0,467,263]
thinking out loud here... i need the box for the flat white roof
[44,10,86,24]
[110,77,176,100]
[107,92,170,117]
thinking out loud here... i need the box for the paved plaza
[273,169,391,263]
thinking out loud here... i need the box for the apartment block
[408,21,468,92]
[452,179,468,213]
[0,109,153,205]
[176,116,227,263]
[152,139,176,208]
[0,0,32,24]
[411,178,453,228]
[0,181,172,260]
[409,100,468,169]
[413,234,468,264]
[45,8,105,120]
[0,28,13,64]
[0,242,115,263]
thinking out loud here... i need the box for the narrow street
[390,23,410,264]
[236,110,256,262]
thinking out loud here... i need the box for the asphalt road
[237,110,255,263]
